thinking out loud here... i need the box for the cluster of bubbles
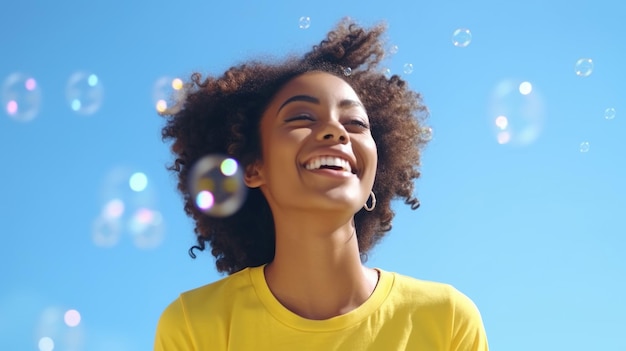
[92,167,164,249]
[572,58,616,152]
[2,71,104,122]
[188,155,247,217]
[36,307,82,351]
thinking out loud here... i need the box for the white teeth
[305,156,352,173]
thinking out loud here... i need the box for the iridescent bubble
[604,107,616,120]
[389,45,399,55]
[66,71,104,115]
[343,67,352,76]
[92,214,122,248]
[129,172,148,192]
[518,81,532,95]
[298,16,311,29]
[128,207,164,249]
[420,127,433,141]
[189,155,247,217]
[64,309,81,327]
[38,337,54,351]
[1,72,42,122]
[36,306,84,351]
[489,79,546,146]
[575,58,593,77]
[153,76,186,115]
[103,199,125,219]
[403,63,414,74]
[580,141,590,153]
[452,28,472,47]
[97,166,161,249]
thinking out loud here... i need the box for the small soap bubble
[92,215,122,248]
[153,76,186,115]
[189,155,247,217]
[489,79,545,146]
[66,71,104,115]
[604,107,616,120]
[403,63,414,74]
[389,45,399,55]
[382,68,391,78]
[420,127,433,141]
[495,115,509,130]
[129,207,164,249]
[298,16,311,29]
[129,172,148,192]
[2,72,42,122]
[575,58,593,77]
[518,81,532,95]
[452,28,472,47]
[103,198,125,219]
[64,309,81,327]
[580,141,590,153]
[38,337,54,351]
[343,67,352,76]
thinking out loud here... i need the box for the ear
[243,161,264,188]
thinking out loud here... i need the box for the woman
[155,19,488,350]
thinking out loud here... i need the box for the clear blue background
[1,0,624,350]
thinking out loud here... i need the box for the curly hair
[161,19,429,275]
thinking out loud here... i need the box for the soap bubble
[153,76,186,115]
[575,58,593,77]
[518,81,532,95]
[38,337,54,351]
[95,166,163,249]
[343,67,352,76]
[420,127,433,141]
[298,16,311,29]
[66,71,104,115]
[604,107,615,120]
[452,28,472,47]
[2,72,42,122]
[381,68,391,78]
[64,309,81,327]
[389,45,399,55]
[189,155,247,217]
[403,63,414,74]
[128,207,164,249]
[489,79,545,146]
[580,141,590,153]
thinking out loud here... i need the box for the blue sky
[1,0,624,350]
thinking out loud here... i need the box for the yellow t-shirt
[154,265,488,350]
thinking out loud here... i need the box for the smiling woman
[155,19,489,350]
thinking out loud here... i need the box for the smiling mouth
[303,156,357,174]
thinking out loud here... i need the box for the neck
[264,211,379,320]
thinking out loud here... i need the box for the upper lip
[302,149,358,174]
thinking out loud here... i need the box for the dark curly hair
[161,19,429,275]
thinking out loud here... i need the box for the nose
[316,119,349,144]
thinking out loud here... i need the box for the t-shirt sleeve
[448,287,489,351]
[154,297,195,351]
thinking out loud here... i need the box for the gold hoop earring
[364,191,376,211]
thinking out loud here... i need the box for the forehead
[269,71,361,105]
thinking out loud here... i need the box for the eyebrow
[277,95,365,114]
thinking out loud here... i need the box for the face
[245,71,377,215]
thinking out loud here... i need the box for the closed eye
[347,119,370,129]
[285,114,315,122]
